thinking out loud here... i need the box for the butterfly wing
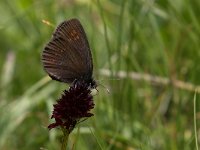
[42,19,93,83]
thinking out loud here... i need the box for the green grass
[0,0,199,149]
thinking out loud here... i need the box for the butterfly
[42,18,96,88]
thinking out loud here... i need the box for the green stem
[61,128,69,150]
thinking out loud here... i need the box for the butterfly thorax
[73,77,96,89]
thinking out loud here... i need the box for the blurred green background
[0,0,199,149]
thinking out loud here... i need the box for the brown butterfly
[42,18,96,88]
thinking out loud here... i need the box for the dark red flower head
[48,80,95,133]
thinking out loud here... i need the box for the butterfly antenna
[97,78,120,82]
[97,82,110,94]
[95,78,121,94]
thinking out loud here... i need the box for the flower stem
[61,128,69,150]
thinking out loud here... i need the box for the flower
[48,80,95,133]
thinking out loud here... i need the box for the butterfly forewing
[42,19,93,83]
